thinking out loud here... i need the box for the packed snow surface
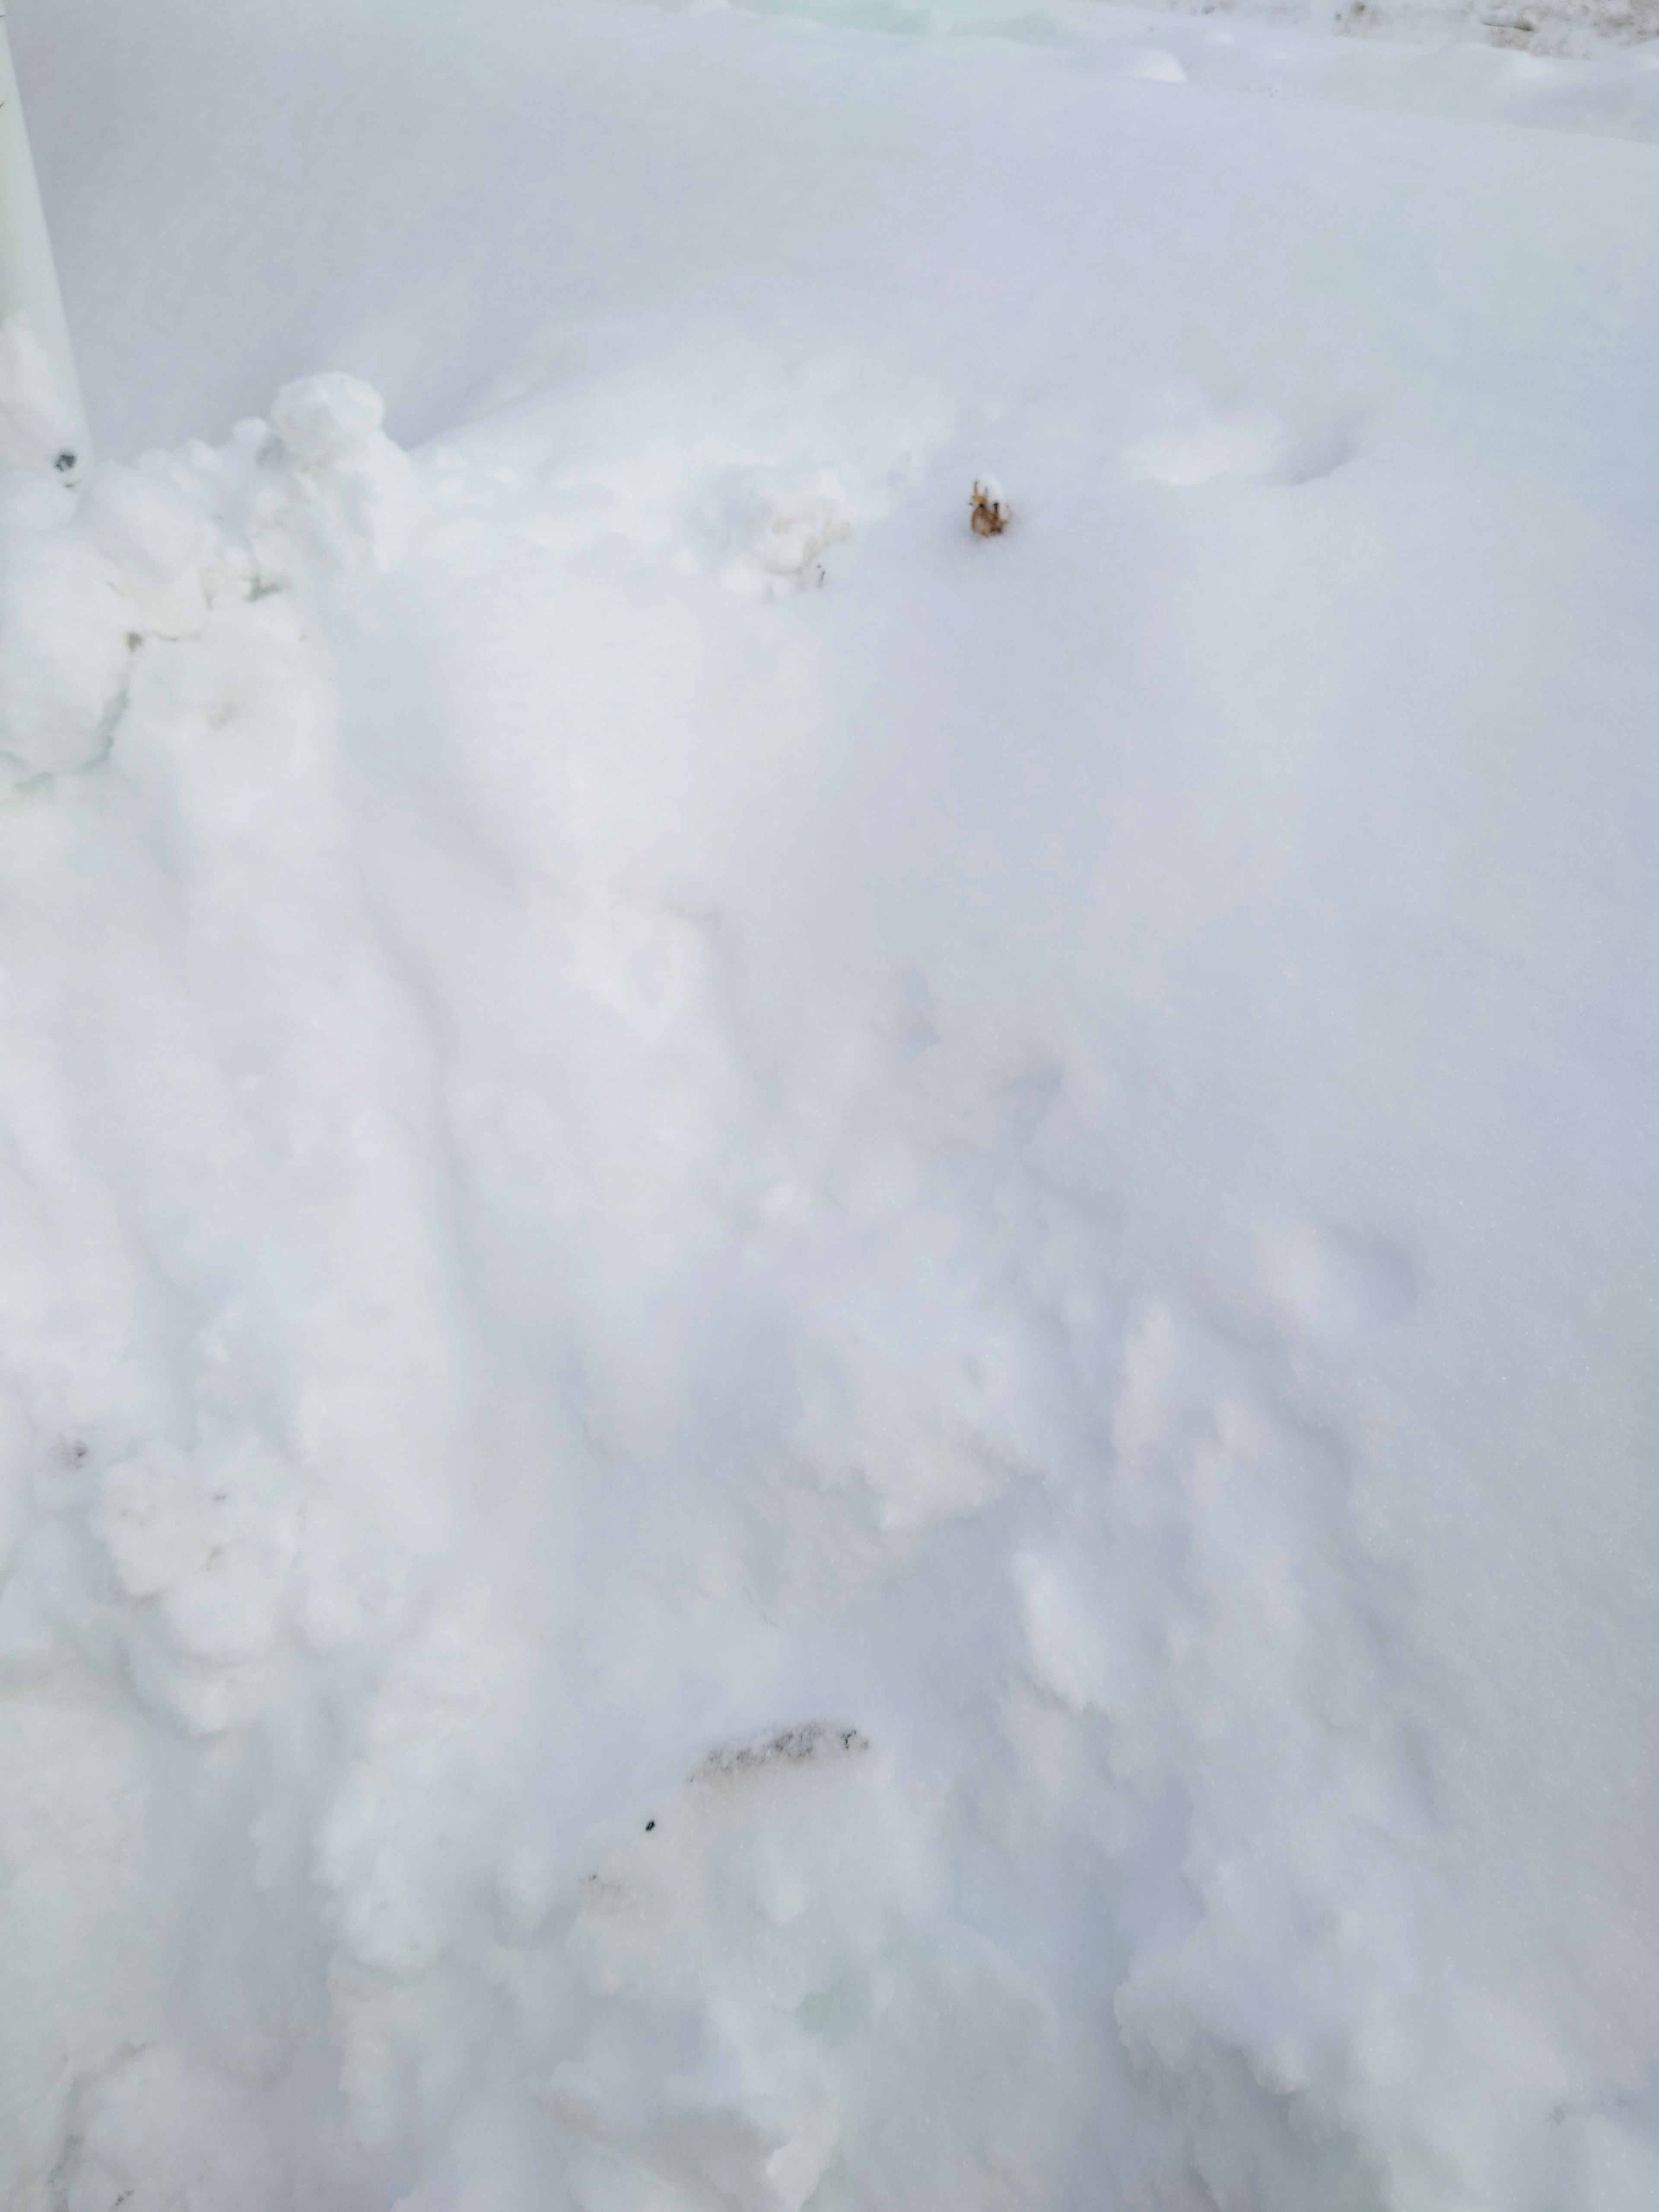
[3,3,1659,2210]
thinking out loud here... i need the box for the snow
[1,3,1658,2210]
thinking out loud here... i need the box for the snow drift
[1,4,1658,2211]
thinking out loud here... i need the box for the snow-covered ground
[2,4,1658,2210]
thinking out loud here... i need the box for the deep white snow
[1,4,1658,2211]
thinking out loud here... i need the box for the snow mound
[0,327,1650,2210]
[0,4,1657,2211]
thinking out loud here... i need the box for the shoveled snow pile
[2,4,1659,2212]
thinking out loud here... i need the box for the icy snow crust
[3,3,1659,2211]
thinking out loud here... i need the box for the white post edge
[0,2,90,482]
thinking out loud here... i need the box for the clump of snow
[0,462,205,783]
[251,371,420,598]
[0,4,1657,2212]
[700,464,855,594]
[0,371,415,785]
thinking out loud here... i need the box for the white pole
[0,2,90,481]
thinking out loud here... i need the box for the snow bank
[2,5,1658,2211]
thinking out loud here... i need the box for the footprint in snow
[1125,406,1354,489]
[1257,1218,1420,1343]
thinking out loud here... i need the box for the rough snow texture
[2,5,1659,2212]
[726,0,1659,58]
